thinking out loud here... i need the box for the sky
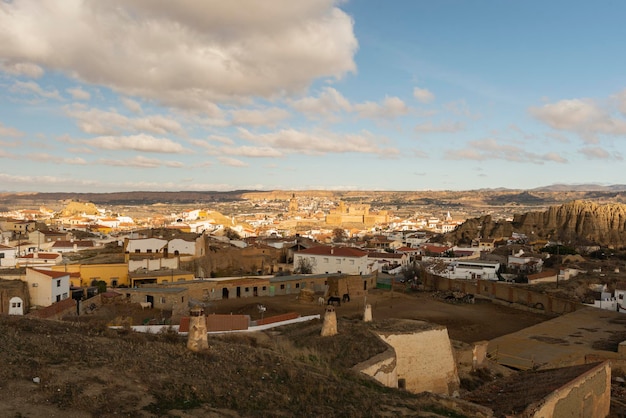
[1,0,626,193]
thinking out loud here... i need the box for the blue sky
[1,0,626,193]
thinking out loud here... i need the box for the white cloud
[530,98,626,142]
[354,96,409,119]
[238,128,398,156]
[121,97,143,114]
[0,122,25,137]
[29,153,87,165]
[97,155,183,168]
[66,87,91,100]
[0,149,16,158]
[66,106,184,136]
[0,172,99,188]
[218,156,248,167]
[578,146,623,161]
[0,61,44,78]
[207,135,234,145]
[413,87,434,103]
[230,107,291,127]
[446,138,567,164]
[414,121,464,134]
[221,145,284,158]
[290,87,352,119]
[86,134,188,153]
[190,138,283,158]
[9,80,62,100]
[0,0,357,112]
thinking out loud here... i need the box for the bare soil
[207,288,551,344]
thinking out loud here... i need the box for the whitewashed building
[294,246,376,275]
[25,268,71,307]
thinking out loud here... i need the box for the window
[146,249,152,253]
[336,259,341,264]
[245,287,249,292]
[160,297,166,304]
[280,284,285,290]
[56,295,61,302]
[111,278,118,287]
[57,280,61,287]
[135,249,140,253]
[262,286,267,291]
[323,258,329,263]
[295,283,300,288]
[32,283,38,287]
[62,293,68,299]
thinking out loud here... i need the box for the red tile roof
[21,253,62,260]
[30,268,69,278]
[51,240,95,248]
[367,252,404,259]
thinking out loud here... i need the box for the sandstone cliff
[448,200,626,248]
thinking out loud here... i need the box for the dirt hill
[0,315,474,417]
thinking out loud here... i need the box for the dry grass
[0,315,467,417]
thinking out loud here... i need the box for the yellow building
[326,201,389,226]
[128,268,195,287]
[51,263,129,288]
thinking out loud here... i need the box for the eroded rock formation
[448,200,626,248]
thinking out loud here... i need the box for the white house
[443,260,500,280]
[367,252,409,274]
[25,268,71,307]
[294,246,375,275]
[125,238,168,254]
[50,240,96,253]
[16,252,63,268]
[0,244,18,267]
[167,238,196,256]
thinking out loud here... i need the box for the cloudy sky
[1,0,626,193]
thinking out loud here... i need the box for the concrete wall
[525,361,611,418]
[376,327,460,395]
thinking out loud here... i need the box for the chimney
[363,304,372,322]
[320,305,338,337]
[330,248,334,255]
[187,307,209,352]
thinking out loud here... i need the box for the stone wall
[423,274,584,315]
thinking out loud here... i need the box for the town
[2,193,626,416]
